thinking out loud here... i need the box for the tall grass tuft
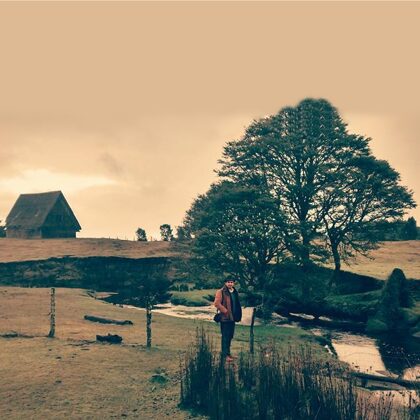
[180,328,417,419]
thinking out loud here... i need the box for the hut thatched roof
[6,191,81,230]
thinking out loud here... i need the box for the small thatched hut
[5,191,81,238]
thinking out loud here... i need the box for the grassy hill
[0,238,179,263]
[335,240,420,280]
[0,238,418,279]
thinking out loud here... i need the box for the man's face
[225,280,235,288]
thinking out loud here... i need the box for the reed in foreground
[180,328,418,420]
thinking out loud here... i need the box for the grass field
[0,239,418,418]
[0,238,178,262]
[0,238,418,279]
[0,287,321,419]
[170,289,216,306]
[339,240,420,280]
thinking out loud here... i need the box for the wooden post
[250,307,256,354]
[48,287,56,338]
[146,305,152,348]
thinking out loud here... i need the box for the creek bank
[277,311,366,332]
[113,298,420,395]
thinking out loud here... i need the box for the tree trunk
[146,306,152,348]
[301,235,311,270]
[249,307,256,354]
[48,288,56,338]
[332,243,341,272]
[329,243,341,287]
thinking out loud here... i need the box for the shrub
[179,284,190,292]
[366,318,388,334]
[368,268,414,333]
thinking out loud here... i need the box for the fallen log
[84,315,133,325]
[96,334,123,344]
[351,371,420,390]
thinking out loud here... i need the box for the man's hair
[224,276,235,283]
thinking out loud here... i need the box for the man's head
[224,277,235,289]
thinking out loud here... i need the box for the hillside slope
[0,238,179,262]
[339,240,420,280]
[0,238,418,279]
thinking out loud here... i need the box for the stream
[130,303,420,379]
[126,302,419,407]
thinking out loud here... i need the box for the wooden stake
[48,288,56,338]
[146,305,152,348]
[250,307,256,354]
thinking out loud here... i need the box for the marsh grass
[180,329,417,419]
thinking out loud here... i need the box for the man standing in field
[214,277,242,362]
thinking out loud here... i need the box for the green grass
[322,290,382,320]
[170,289,216,306]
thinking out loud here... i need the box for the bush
[179,284,190,292]
[367,268,414,333]
[366,318,388,334]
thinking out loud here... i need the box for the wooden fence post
[48,288,56,338]
[250,307,256,354]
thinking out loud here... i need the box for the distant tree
[0,223,5,237]
[184,181,288,304]
[175,226,191,241]
[160,224,174,241]
[370,220,405,241]
[402,217,418,240]
[135,227,147,242]
[129,260,171,347]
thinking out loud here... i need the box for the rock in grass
[1,331,19,338]
[84,315,133,325]
[96,334,123,344]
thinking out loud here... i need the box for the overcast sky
[0,1,419,239]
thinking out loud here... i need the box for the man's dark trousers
[220,321,235,357]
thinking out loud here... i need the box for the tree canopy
[184,181,288,295]
[217,98,415,271]
[136,227,147,241]
[160,224,174,241]
[402,217,418,240]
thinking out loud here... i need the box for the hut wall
[41,228,76,238]
[6,228,42,239]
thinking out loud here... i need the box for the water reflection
[330,332,387,375]
[377,334,420,380]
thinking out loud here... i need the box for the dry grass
[340,241,420,280]
[0,287,201,419]
[0,238,418,280]
[0,287,315,419]
[0,238,179,262]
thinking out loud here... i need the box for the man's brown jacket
[214,286,241,322]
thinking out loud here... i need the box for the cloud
[0,169,118,195]
[99,153,125,176]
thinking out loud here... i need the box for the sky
[0,1,419,239]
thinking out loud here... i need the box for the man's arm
[214,290,228,314]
